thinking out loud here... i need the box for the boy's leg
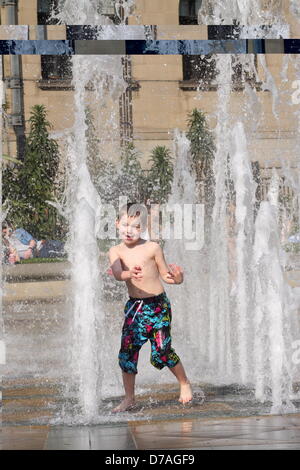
[114,301,147,412]
[112,372,136,412]
[149,328,193,404]
[148,293,193,404]
[169,361,193,404]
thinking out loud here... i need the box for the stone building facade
[0,0,300,177]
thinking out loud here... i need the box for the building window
[41,55,72,80]
[38,2,119,82]
[182,54,259,91]
[38,1,72,82]
[231,55,260,90]
[205,23,260,90]
[207,24,241,40]
[37,0,59,25]
[38,0,118,25]
[179,0,203,25]
[182,55,218,88]
[66,26,102,40]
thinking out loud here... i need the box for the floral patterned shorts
[118,291,180,374]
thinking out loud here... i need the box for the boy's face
[116,214,142,244]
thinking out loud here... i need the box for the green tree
[147,145,174,204]
[94,142,148,207]
[187,108,215,179]
[119,142,148,203]
[2,104,61,239]
[186,108,216,210]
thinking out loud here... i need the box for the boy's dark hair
[117,202,148,230]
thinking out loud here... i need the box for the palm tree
[1,155,22,165]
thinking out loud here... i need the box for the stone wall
[1,1,300,170]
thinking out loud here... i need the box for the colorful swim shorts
[118,291,180,374]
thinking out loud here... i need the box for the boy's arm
[108,247,143,282]
[154,243,183,284]
[108,247,131,282]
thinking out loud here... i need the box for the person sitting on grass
[2,221,40,260]
[2,220,65,261]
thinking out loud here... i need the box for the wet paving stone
[2,376,300,449]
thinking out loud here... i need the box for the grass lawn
[19,257,67,264]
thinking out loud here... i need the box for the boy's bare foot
[179,382,193,404]
[112,397,136,413]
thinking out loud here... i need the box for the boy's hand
[166,264,184,284]
[130,265,143,282]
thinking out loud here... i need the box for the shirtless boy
[108,202,192,412]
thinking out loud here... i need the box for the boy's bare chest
[119,247,154,271]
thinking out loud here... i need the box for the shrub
[2,104,62,239]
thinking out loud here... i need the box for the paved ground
[2,414,300,450]
[2,266,300,450]
[2,377,300,450]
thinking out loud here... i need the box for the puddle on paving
[3,377,300,426]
